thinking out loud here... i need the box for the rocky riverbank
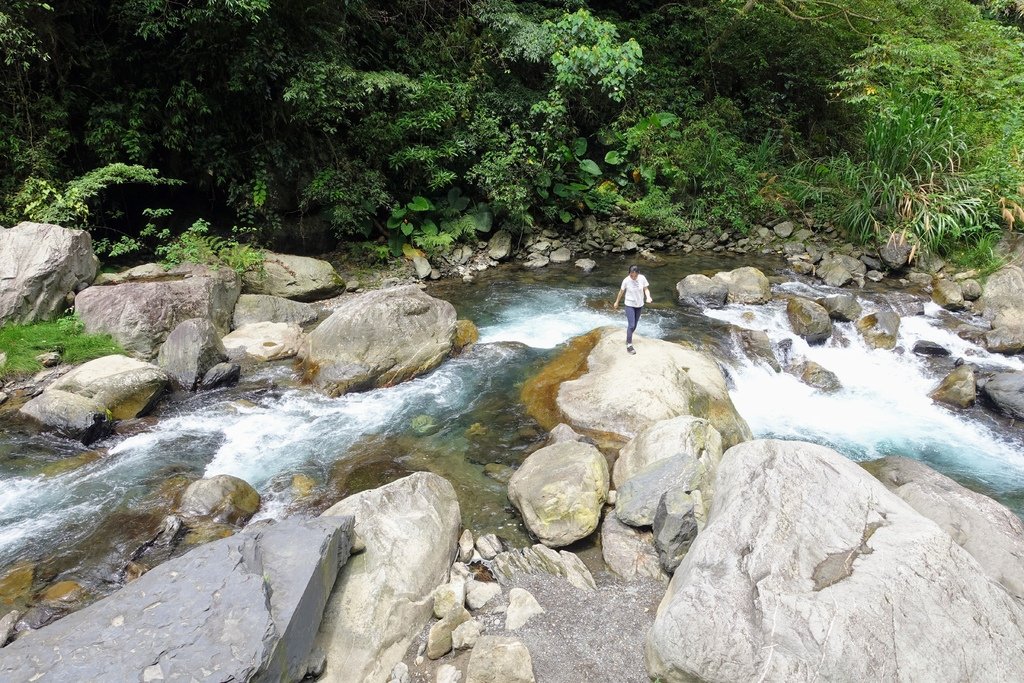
[1,219,1024,681]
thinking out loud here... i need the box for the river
[1,250,1022,604]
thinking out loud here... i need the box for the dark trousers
[625,305,642,344]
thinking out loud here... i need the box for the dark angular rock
[0,516,355,682]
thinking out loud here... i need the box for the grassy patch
[0,316,124,379]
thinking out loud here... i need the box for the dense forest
[3,0,1024,268]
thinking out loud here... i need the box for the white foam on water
[476,285,670,348]
[709,299,1024,493]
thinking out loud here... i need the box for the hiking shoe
[626,345,636,354]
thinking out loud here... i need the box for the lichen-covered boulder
[241,251,342,301]
[711,266,771,305]
[507,440,609,548]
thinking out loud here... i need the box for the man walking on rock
[612,264,652,354]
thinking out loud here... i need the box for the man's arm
[644,286,652,303]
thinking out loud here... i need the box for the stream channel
[2,250,1023,608]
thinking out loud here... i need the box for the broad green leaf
[604,151,623,165]
[580,159,601,176]
[407,196,431,211]
[559,210,572,223]
[573,137,587,157]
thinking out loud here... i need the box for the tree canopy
[2,0,1022,263]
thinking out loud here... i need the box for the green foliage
[946,230,1007,274]
[386,188,493,256]
[617,106,782,232]
[156,219,264,274]
[10,164,180,229]
[0,316,123,379]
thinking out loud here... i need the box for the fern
[157,219,264,274]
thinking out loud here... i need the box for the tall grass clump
[788,93,996,255]
[0,316,123,379]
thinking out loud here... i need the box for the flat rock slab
[0,516,354,682]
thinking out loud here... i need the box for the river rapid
[2,250,1023,606]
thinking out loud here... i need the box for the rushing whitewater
[1,254,1022,586]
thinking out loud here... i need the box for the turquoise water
[1,251,1022,599]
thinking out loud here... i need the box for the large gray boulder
[0,222,99,325]
[0,516,355,682]
[507,440,609,548]
[241,251,342,301]
[675,274,728,309]
[613,416,723,489]
[231,293,318,329]
[980,371,1024,420]
[43,354,168,420]
[17,389,112,445]
[157,318,227,391]
[711,266,771,305]
[301,286,457,396]
[645,439,1024,682]
[20,355,169,441]
[786,297,833,344]
[315,472,461,683]
[551,327,751,448]
[75,263,241,360]
[867,456,1024,600]
[977,265,1024,328]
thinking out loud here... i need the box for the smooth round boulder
[786,297,833,344]
[710,266,771,305]
[47,355,169,419]
[301,286,457,396]
[536,327,751,449]
[508,440,609,548]
[241,251,342,301]
[18,390,112,445]
[675,274,728,309]
[179,474,260,526]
